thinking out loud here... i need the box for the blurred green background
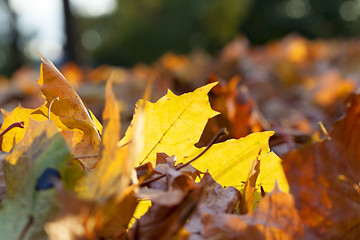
[0,0,360,76]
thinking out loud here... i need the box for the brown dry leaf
[132,184,202,240]
[202,184,303,240]
[283,93,360,239]
[38,56,102,170]
[211,75,266,139]
[186,172,241,239]
[140,152,201,192]
[132,153,204,239]
[137,158,198,204]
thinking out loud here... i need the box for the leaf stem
[48,97,59,120]
[0,121,25,139]
[140,128,228,187]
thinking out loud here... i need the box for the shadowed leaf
[0,120,74,239]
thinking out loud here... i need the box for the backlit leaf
[121,82,219,165]
[0,56,103,170]
[0,105,47,152]
[74,79,141,238]
[123,83,288,199]
[180,132,289,195]
[38,56,102,169]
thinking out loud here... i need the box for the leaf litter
[0,39,359,240]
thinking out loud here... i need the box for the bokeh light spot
[339,1,360,22]
[285,0,310,19]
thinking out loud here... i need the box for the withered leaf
[202,184,303,240]
[186,172,241,239]
[38,56,102,170]
[239,152,261,214]
[283,93,360,239]
[131,186,202,240]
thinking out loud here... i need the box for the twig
[140,128,228,187]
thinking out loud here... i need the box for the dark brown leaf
[186,172,241,239]
[202,184,303,240]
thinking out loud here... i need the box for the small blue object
[35,168,61,191]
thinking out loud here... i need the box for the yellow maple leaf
[0,105,47,152]
[183,132,288,192]
[0,104,83,152]
[120,82,219,165]
[123,82,288,192]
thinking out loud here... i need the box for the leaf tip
[271,180,282,194]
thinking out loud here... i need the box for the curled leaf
[38,56,102,169]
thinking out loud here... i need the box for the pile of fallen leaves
[1,35,360,239]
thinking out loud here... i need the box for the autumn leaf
[283,93,360,239]
[132,162,202,240]
[0,104,83,154]
[181,133,288,195]
[132,187,202,240]
[202,184,303,239]
[123,82,288,196]
[72,79,141,238]
[123,83,288,230]
[210,75,267,138]
[0,105,48,152]
[185,172,241,238]
[76,78,128,200]
[38,56,102,169]
[0,119,78,239]
[0,56,102,170]
[120,82,219,165]
[239,152,261,214]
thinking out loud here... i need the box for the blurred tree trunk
[4,0,22,73]
[63,0,79,63]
